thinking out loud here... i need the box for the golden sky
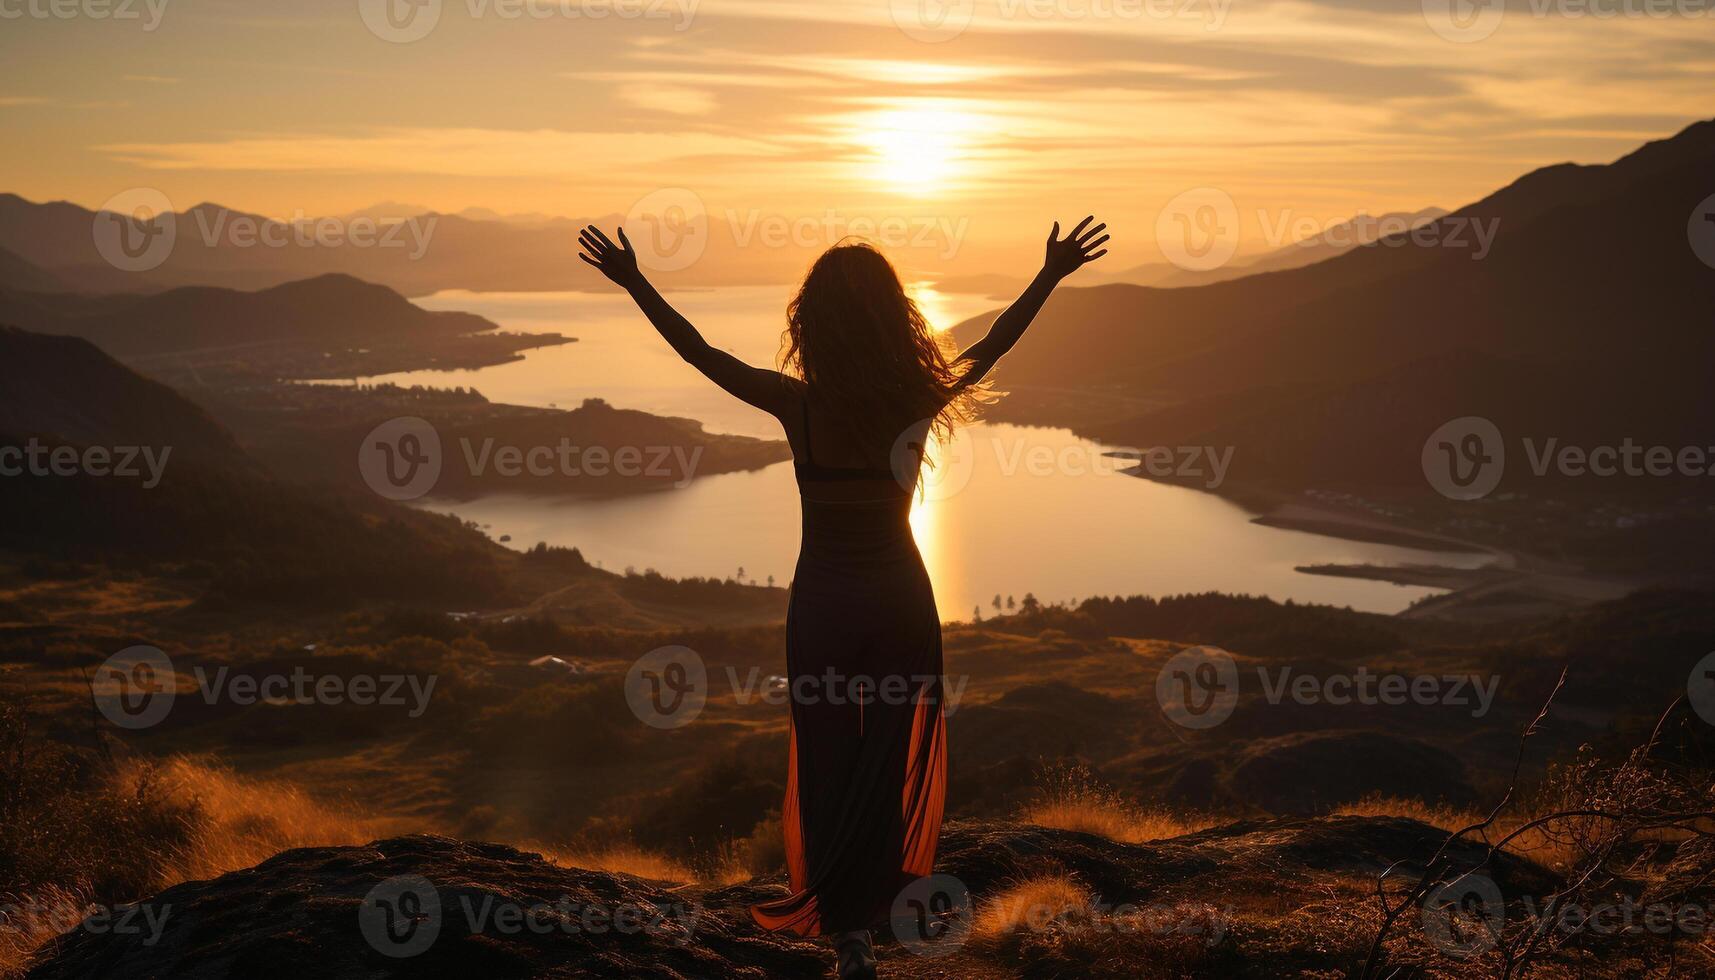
[3,0,1712,269]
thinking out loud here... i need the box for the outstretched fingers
[587,224,619,251]
[1075,222,1107,247]
[1082,233,1110,255]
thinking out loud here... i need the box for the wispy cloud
[620,84,719,116]
[94,127,788,178]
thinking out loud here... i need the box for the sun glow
[851,104,979,195]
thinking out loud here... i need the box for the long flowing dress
[750,397,948,936]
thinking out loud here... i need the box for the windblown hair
[779,240,988,463]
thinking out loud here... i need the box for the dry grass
[1020,766,1216,845]
[1330,792,1584,871]
[1332,795,1581,870]
[1,755,408,980]
[137,757,409,886]
[1332,795,1478,832]
[539,844,694,882]
[0,884,87,980]
[974,874,1094,938]
[967,872,1236,978]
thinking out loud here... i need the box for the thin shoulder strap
[799,395,815,466]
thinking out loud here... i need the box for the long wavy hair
[779,241,988,465]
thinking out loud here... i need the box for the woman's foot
[834,929,877,980]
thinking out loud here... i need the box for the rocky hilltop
[26,817,1558,979]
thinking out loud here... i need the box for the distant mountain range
[0,245,66,292]
[960,118,1715,499]
[0,194,843,296]
[1091,208,1450,289]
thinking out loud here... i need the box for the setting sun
[852,103,980,195]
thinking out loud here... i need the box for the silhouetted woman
[578,218,1108,979]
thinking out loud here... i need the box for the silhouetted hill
[0,274,499,356]
[0,325,242,463]
[963,118,1715,500]
[1096,207,1449,289]
[0,323,505,603]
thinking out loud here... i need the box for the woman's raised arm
[578,224,795,416]
[953,216,1108,391]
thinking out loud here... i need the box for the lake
[352,285,1488,615]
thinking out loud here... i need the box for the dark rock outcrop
[28,818,1556,979]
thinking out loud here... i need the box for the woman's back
[790,395,924,591]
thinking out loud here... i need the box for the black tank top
[792,398,899,483]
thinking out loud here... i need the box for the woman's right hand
[578,224,644,288]
[1043,216,1109,280]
